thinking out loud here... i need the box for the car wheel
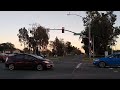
[36,64,43,71]
[9,64,15,70]
[99,62,106,68]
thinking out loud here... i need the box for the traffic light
[62,27,64,33]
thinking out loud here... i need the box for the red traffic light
[62,27,65,33]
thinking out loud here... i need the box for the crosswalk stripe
[76,63,82,69]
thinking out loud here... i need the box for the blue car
[93,53,120,68]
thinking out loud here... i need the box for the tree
[49,37,65,56]
[41,49,52,57]
[17,23,49,54]
[23,47,30,53]
[0,42,16,53]
[81,11,120,56]
[65,41,73,54]
[27,36,37,54]
[49,38,82,56]
[17,27,29,48]
[71,46,81,55]
[29,24,49,54]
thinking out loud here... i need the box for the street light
[67,12,92,60]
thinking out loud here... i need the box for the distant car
[5,53,54,71]
[93,53,120,68]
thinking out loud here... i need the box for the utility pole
[89,19,91,60]
[93,35,94,58]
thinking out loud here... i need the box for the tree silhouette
[17,23,49,54]
[81,11,120,55]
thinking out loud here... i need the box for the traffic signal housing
[62,27,64,33]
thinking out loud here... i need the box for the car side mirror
[109,57,112,58]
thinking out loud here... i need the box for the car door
[14,54,25,68]
[114,54,120,66]
[108,54,120,66]
[24,55,36,69]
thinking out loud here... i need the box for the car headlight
[94,59,99,61]
[43,61,49,64]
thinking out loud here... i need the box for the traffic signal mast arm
[48,28,80,35]
[65,29,76,34]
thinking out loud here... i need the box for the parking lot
[1,56,120,79]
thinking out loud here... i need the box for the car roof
[113,53,120,55]
[13,53,41,57]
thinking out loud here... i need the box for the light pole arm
[67,12,83,18]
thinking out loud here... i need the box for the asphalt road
[1,56,120,79]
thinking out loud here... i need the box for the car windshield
[30,54,44,59]
[106,54,119,58]
[106,54,114,58]
[108,53,120,58]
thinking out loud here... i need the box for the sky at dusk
[0,11,120,52]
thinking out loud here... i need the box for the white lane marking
[109,68,113,69]
[63,62,78,64]
[76,63,82,69]
[114,70,118,72]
